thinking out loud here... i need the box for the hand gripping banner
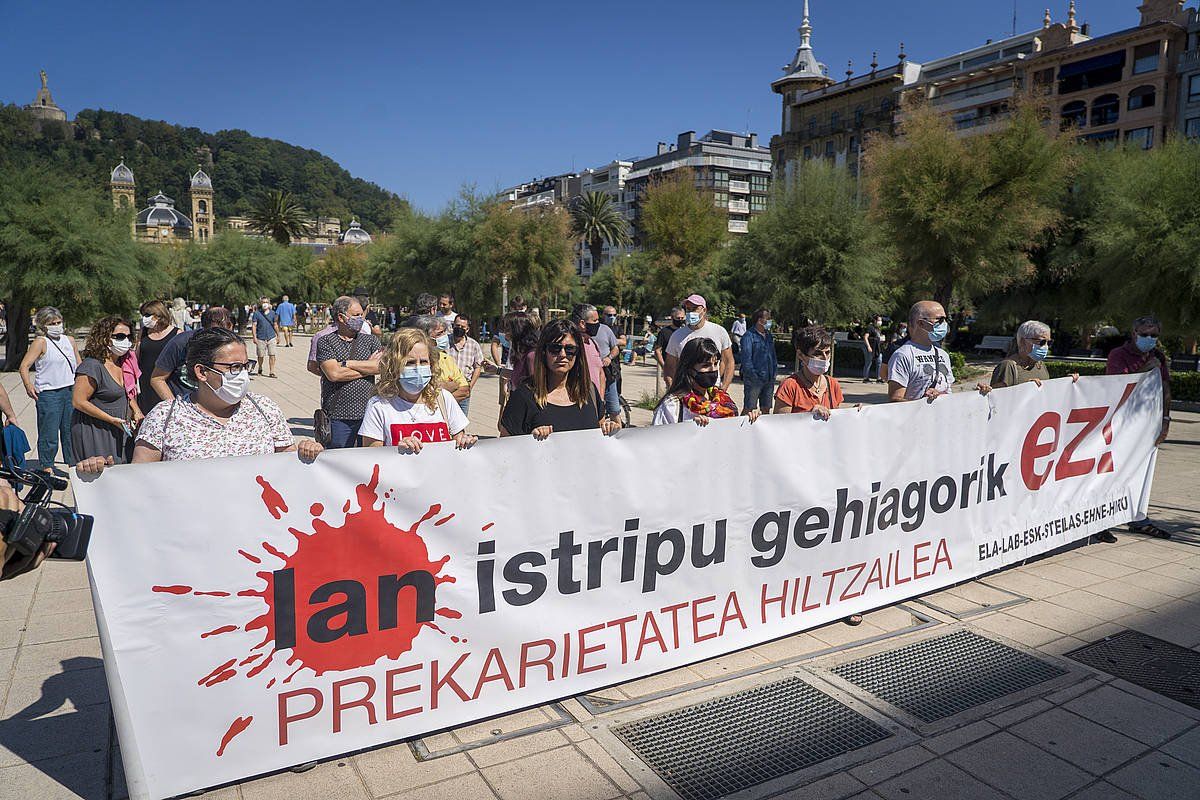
[73,372,1161,799]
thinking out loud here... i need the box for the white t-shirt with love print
[357,390,468,445]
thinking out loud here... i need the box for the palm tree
[247,190,314,245]
[570,191,631,274]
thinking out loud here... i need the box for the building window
[809,118,817,135]
[713,169,729,187]
[1090,94,1120,127]
[1127,85,1156,111]
[803,146,812,160]
[750,174,768,191]
[1125,126,1154,149]
[830,111,840,129]
[854,106,864,126]
[848,135,858,154]
[1080,129,1119,147]
[750,195,767,212]
[1190,75,1200,102]
[824,140,835,158]
[1058,51,1126,94]
[1187,117,1200,139]
[1132,42,1159,75]
[198,199,208,213]
[880,98,893,114]
[1061,100,1087,130]
[713,191,728,208]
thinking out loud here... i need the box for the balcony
[1182,49,1200,70]
[728,179,750,194]
[728,199,750,214]
[728,219,749,234]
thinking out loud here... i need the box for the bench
[974,335,1013,354]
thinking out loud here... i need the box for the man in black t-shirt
[316,296,382,448]
[653,307,685,384]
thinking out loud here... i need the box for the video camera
[0,465,93,565]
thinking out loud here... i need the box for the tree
[1075,137,1200,337]
[181,230,292,307]
[0,163,169,369]
[864,99,1076,310]
[586,251,651,318]
[309,243,368,302]
[638,169,727,308]
[246,189,314,245]
[570,191,631,273]
[725,160,893,326]
[470,201,576,316]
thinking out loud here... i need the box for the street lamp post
[502,274,508,315]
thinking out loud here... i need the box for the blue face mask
[1135,334,1157,353]
[928,321,949,343]
[399,365,432,394]
[685,311,702,326]
[434,334,450,351]
[764,319,774,331]
[1030,344,1049,361]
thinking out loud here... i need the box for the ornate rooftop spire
[1068,0,1077,29]
[799,0,813,51]
[1044,7,1052,27]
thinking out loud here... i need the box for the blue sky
[1,0,1138,213]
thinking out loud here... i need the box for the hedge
[1046,360,1200,402]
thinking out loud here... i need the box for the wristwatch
[339,359,347,368]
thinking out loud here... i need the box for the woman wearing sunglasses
[990,320,1053,389]
[500,319,620,440]
[71,315,140,465]
[654,337,759,426]
[76,327,321,473]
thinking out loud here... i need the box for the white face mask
[141,315,156,329]
[204,367,251,404]
[109,338,133,357]
[45,323,64,338]
[806,357,830,375]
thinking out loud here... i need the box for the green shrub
[1045,360,1200,402]
[774,339,795,367]
[948,351,967,375]
[1045,360,1107,378]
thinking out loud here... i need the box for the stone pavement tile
[1073,622,1128,645]
[945,731,1090,800]
[923,720,999,755]
[1158,726,1200,769]
[1065,782,1141,800]
[22,609,98,646]
[918,590,977,615]
[0,647,15,678]
[1116,574,1200,600]
[29,588,93,617]
[1044,678,1104,706]
[1041,635,1090,657]
[689,647,770,679]
[575,738,642,794]
[1006,600,1106,636]
[0,749,108,800]
[1045,589,1140,622]
[807,620,889,648]
[1009,707,1149,775]
[1104,753,1200,800]
[481,746,621,800]
[780,772,867,799]
[0,619,24,649]
[241,760,370,800]
[749,633,825,664]
[988,698,1055,728]
[1084,580,1176,611]
[979,570,1072,599]
[861,605,918,631]
[13,637,102,676]
[616,665,704,698]
[0,591,33,622]
[849,745,933,785]
[1020,562,1109,589]
[0,702,110,769]
[1115,612,1200,648]
[969,611,1062,646]
[353,742,474,798]
[452,707,557,743]
[467,730,570,769]
[1,664,109,720]
[945,580,1022,607]
[1147,561,1200,585]
[35,562,91,593]
[561,724,590,743]
[381,771,497,800]
[875,759,1009,800]
[1063,686,1194,746]
[1068,555,1143,580]
[1086,546,1174,572]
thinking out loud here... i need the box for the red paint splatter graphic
[150,463,461,755]
[256,476,288,519]
[482,522,495,532]
[217,716,253,757]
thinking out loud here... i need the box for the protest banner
[73,372,1161,800]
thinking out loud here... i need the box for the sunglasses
[111,333,132,342]
[922,316,948,325]
[1027,338,1052,347]
[546,343,578,357]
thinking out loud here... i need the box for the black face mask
[585,322,600,337]
[605,315,617,325]
[692,370,719,389]
[453,328,467,339]
[671,319,685,329]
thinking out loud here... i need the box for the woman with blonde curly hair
[358,328,477,453]
[71,314,140,465]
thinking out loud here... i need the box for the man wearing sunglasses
[887,301,957,403]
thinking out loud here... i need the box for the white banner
[74,372,1162,800]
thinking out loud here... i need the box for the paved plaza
[1,336,1198,800]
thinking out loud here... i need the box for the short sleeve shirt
[449,337,485,378]
[592,324,619,360]
[652,395,696,425]
[307,324,337,363]
[358,390,468,445]
[667,322,734,382]
[252,311,278,340]
[154,328,197,397]
[316,332,382,420]
[276,302,296,326]
[775,375,844,412]
[990,358,1049,388]
[1106,342,1170,385]
[137,393,293,461]
[438,351,468,389]
[887,341,954,400]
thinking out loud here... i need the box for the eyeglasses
[204,360,257,377]
[546,343,578,357]
[111,333,132,342]
[1027,338,1052,347]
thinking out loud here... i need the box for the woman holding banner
[358,328,477,453]
[76,327,322,473]
[652,338,759,426]
[500,319,620,440]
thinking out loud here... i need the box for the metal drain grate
[1068,630,1200,710]
[613,676,891,800]
[832,630,1067,723]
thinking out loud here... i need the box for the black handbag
[313,408,332,447]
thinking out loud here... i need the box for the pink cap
[683,294,707,308]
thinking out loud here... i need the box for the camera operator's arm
[0,383,17,426]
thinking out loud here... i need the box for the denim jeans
[863,351,882,380]
[603,380,622,417]
[743,381,774,414]
[458,398,470,416]
[35,386,75,469]
[329,418,362,449]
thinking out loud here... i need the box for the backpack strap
[434,390,451,433]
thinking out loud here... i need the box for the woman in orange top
[774,325,843,419]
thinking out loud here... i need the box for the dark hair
[503,311,539,358]
[82,315,132,362]
[454,312,470,324]
[186,327,244,383]
[530,319,591,407]
[751,308,771,327]
[570,303,596,324]
[414,292,437,315]
[200,306,233,329]
[660,337,723,401]
[795,325,833,356]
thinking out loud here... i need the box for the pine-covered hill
[0,105,408,233]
